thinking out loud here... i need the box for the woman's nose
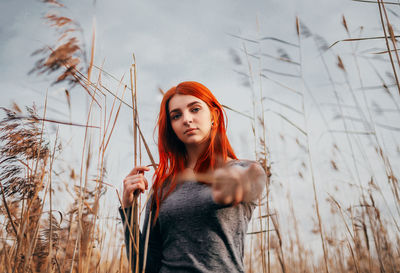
[182,112,193,125]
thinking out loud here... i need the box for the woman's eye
[191,107,200,113]
[171,114,181,120]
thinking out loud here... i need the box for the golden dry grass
[1,0,400,272]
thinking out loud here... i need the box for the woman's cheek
[171,122,181,140]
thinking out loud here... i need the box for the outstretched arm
[212,160,267,205]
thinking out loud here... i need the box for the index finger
[128,166,151,175]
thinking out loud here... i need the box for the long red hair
[151,81,237,221]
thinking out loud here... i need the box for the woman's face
[168,94,213,147]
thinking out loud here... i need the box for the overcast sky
[1,0,399,255]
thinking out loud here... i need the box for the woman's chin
[182,137,208,146]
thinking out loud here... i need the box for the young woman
[120,81,266,273]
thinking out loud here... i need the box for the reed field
[0,0,399,272]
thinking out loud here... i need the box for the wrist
[122,199,133,208]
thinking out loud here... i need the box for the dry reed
[1,0,400,272]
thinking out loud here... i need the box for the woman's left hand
[211,162,266,205]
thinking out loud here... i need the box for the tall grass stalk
[2,1,400,272]
[296,16,330,273]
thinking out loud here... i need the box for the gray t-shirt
[120,161,262,273]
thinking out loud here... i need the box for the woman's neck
[185,143,234,170]
[185,142,208,169]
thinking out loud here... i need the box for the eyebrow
[169,101,201,114]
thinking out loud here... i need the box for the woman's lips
[184,128,197,134]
